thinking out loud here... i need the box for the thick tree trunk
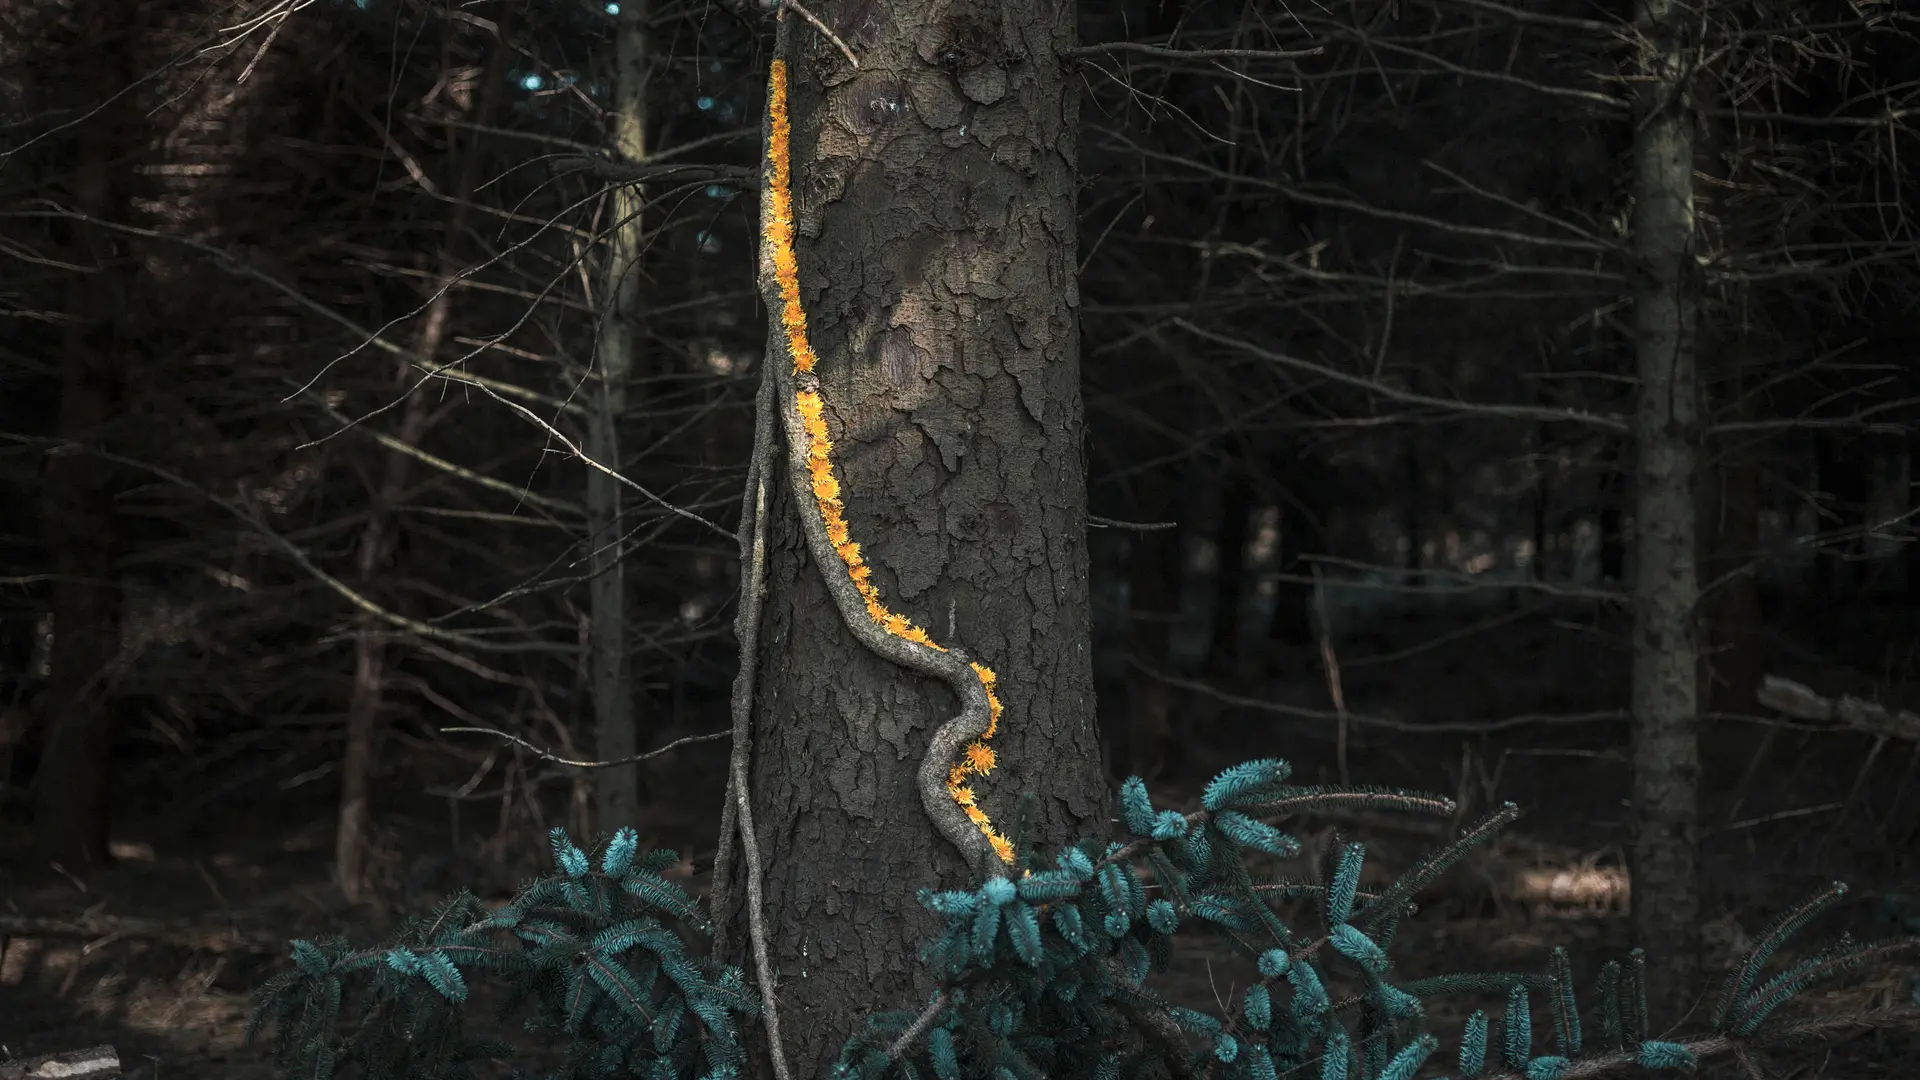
[1627,0,1703,1025]
[32,2,143,869]
[585,0,649,838]
[720,3,1105,1075]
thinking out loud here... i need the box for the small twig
[439,726,727,768]
[1757,674,1920,742]
[1088,514,1178,531]
[724,23,796,1080]
[711,362,775,956]
[885,989,949,1062]
[1311,565,1350,786]
[729,472,790,1080]
[1059,41,1324,62]
[771,0,858,71]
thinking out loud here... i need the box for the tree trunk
[334,35,505,902]
[1627,0,1703,1025]
[720,3,1105,1075]
[585,0,650,838]
[32,2,143,870]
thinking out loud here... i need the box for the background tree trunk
[585,0,650,838]
[333,35,506,901]
[31,2,144,870]
[1627,0,1703,1024]
[720,2,1106,1074]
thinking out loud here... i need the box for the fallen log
[0,1045,120,1080]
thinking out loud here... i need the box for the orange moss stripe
[770,61,1011,864]
[765,62,820,376]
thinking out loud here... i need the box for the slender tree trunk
[32,2,144,869]
[585,0,650,838]
[1627,0,1703,1024]
[719,3,1105,1074]
[334,36,505,901]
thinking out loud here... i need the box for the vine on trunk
[760,55,1014,871]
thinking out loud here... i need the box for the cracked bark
[1627,0,1702,1026]
[715,2,1105,1075]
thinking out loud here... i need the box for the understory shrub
[249,758,1920,1079]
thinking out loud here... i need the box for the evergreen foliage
[248,828,757,1079]
[250,761,1919,1079]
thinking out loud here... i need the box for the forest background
[2,0,1918,1075]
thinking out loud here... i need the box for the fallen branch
[0,1045,120,1080]
[0,913,285,954]
[1757,675,1920,743]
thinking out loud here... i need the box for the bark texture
[721,2,1105,1074]
[1627,0,1703,1026]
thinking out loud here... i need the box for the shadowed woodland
[2,0,1919,1076]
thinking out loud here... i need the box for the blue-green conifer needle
[1153,809,1189,840]
[1259,947,1291,977]
[1525,1056,1569,1080]
[1147,898,1178,934]
[1212,810,1300,857]
[971,901,1002,964]
[1245,1044,1278,1080]
[1243,984,1273,1030]
[601,827,638,875]
[1006,903,1043,966]
[1330,924,1387,973]
[1503,984,1531,1068]
[1203,758,1292,810]
[1459,1010,1488,1077]
[1121,776,1156,835]
[1327,842,1364,926]
[1380,1035,1436,1080]
[1320,1028,1350,1080]
[1635,1040,1697,1071]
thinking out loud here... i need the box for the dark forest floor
[3,615,1917,1078]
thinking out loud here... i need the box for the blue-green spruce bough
[248,758,1919,1079]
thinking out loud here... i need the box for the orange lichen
[765,62,821,376]
[770,61,1012,866]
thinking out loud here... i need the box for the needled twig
[709,361,788,1080]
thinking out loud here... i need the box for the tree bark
[32,2,144,870]
[720,2,1105,1075]
[585,0,650,839]
[1627,0,1703,1025]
